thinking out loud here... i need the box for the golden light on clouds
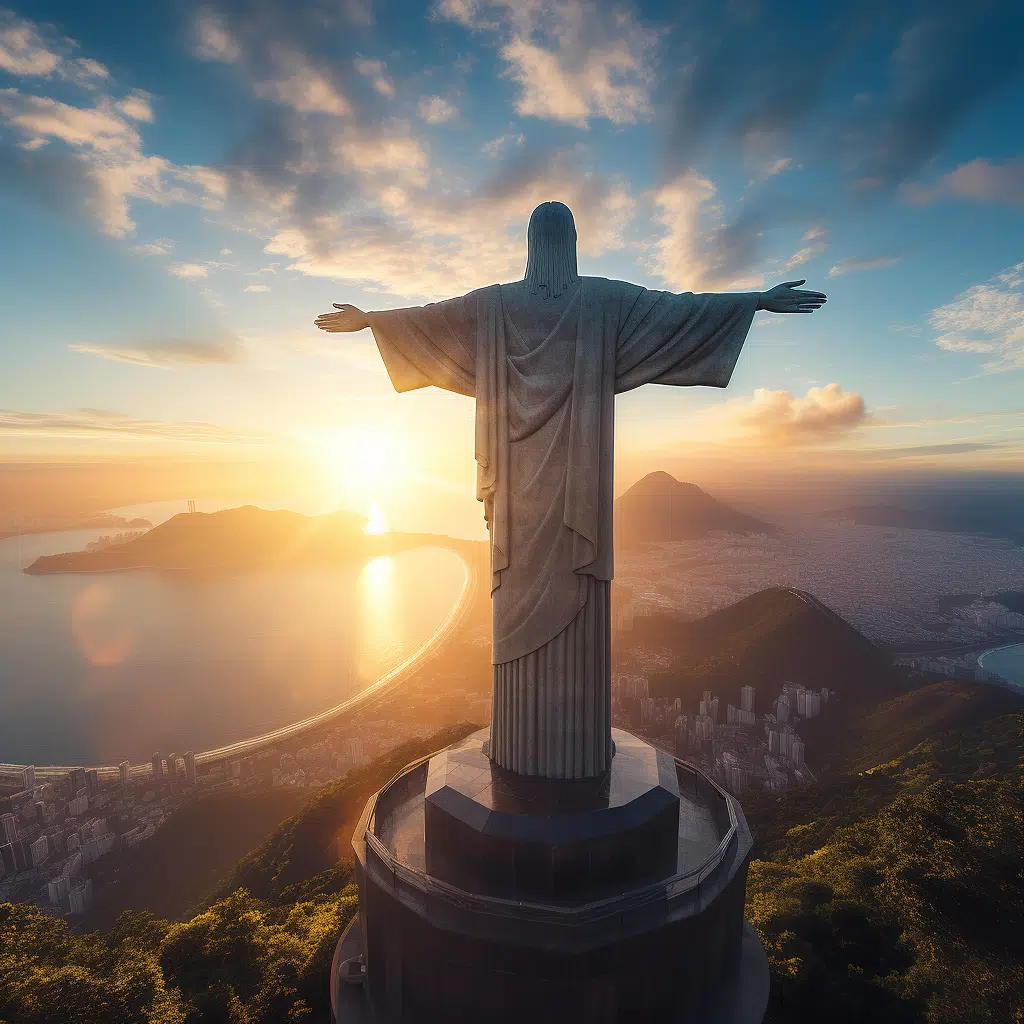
[685,383,868,446]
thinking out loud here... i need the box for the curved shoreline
[0,549,477,783]
[977,641,1024,688]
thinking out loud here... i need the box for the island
[23,505,481,574]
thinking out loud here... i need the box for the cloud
[648,171,765,291]
[827,255,902,278]
[355,58,395,98]
[264,145,635,296]
[244,283,270,292]
[0,10,109,82]
[68,336,244,368]
[906,157,1024,206]
[665,1,1024,191]
[929,262,1024,372]
[0,17,224,238]
[0,409,270,444]
[437,0,657,126]
[693,383,868,446]
[418,95,457,124]
[169,262,209,279]
[194,11,242,63]
[193,4,357,118]
[132,237,174,256]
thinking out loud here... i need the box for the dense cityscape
[617,519,1024,647]
[613,674,828,795]
[0,715,444,918]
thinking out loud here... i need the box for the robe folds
[368,277,757,776]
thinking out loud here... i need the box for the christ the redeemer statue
[316,202,825,780]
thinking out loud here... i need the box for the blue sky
[1,0,1023,530]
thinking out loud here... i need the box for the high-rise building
[740,685,755,713]
[673,715,690,758]
[166,753,179,784]
[21,765,36,790]
[68,767,86,796]
[29,834,49,868]
[85,769,100,797]
[184,751,197,784]
[0,813,18,845]
[699,696,719,722]
[790,738,806,766]
[151,753,163,780]
[119,761,131,787]
[240,755,254,777]
[727,704,755,727]
[776,695,790,724]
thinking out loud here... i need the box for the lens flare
[71,583,132,667]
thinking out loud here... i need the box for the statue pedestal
[332,728,769,1023]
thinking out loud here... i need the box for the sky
[1,0,1023,536]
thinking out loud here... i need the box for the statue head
[524,202,579,298]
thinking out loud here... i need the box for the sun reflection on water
[356,556,400,680]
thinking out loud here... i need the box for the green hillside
[747,712,1023,1024]
[1,625,1020,1023]
[636,586,893,711]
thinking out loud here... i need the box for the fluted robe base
[490,577,611,778]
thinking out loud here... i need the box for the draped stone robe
[368,277,758,778]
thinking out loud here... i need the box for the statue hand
[757,280,827,314]
[314,303,370,332]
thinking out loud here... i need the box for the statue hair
[523,202,579,298]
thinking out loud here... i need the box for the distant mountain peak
[615,471,777,542]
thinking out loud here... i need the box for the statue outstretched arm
[314,303,369,332]
[756,280,827,313]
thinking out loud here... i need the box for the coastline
[0,549,477,782]
[977,640,1024,690]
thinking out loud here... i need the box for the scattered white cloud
[0,12,60,76]
[254,57,350,116]
[649,170,763,291]
[265,148,634,296]
[905,157,1024,207]
[0,16,224,238]
[169,262,209,279]
[220,248,232,255]
[827,255,902,277]
[132,237,174,256]
[783,226,828,271]
[437,0,657,127]
[69,336,244,367]
[0,11,109,82]
[0,408,269,444]
[117,91,154,123]
[929,261,1024,372]
[482,131,524,156]
[691,383,868,445]
[194,11,242,63]
[245,283,270,292]
[418,95,457,124]
[355,58,395,97]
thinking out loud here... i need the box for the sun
[316,425,409,492]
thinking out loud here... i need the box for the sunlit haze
[1,1,1023,534]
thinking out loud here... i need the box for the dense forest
[1,713,1020,1023]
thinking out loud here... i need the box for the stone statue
[315,202,825,780]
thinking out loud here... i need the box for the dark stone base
[336,728,768,1023]
[333,913,770,1024]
